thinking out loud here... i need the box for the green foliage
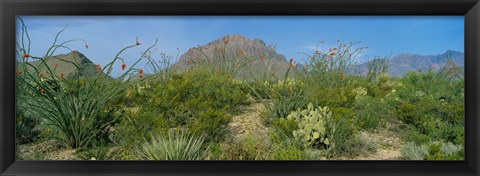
[306,87,357,109]
[219,135,270,160]
[353,96,393,130]
[267,144,307,160]
[400,141,463,160]
[16,17,156,149]
[138,130,208,160]
[16,107,41,144]
[400,142,429,160]
[76,145,114,160]
[117,71,246,148]
[263,79,306,119]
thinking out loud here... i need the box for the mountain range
[351,50,464,76]
[21,34,464,79]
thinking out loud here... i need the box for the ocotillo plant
[16,17,158,149]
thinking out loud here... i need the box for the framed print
[1,0,479,175]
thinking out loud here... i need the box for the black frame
[1,0,479,176]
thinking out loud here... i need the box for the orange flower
[259,56,266,61]
[22,53,30,59]
[332,48,338,50]
[45,70,49,74]
[40,88,45,94]
[215,70,221,75]
[329,52,336,57]
[187,60,192,65]
[60,73,64,78]
[16,72,21,76]
[121,63,126,71]
[204,47,208,50]
[289,58,293,63]
[239,50,245,55]
[96,64,102,73]
[271,72,277,78]
[39,73,43,78]
[224,40,229,45]
[139,69,144,75]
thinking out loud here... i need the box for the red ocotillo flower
[40,88,45,94]
[139,69,144,75]
[259,56,266,61]
[96,64,102,73]
[16,72,21,76]
[121,63,126,71]
[23,53,30,59]
[139,74,144,78]
[329,52,336,58]
[60,73,64,79]
[271,72,277,78]
[39,73,44,78]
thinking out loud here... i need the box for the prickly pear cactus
[287,103,335,149]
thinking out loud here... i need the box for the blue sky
[17,16,464,77]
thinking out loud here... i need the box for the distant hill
[173,34,291,80]
[19,51,111,80]
[351,50,464,76]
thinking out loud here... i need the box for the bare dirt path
[227,99,268,141]
[352,123,405,160]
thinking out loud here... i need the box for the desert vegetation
[16,18,464,160]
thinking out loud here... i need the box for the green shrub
[117,71,246,146]
[400,141,463,160]
[137,130,208,160]
[249,78,306,119]
[219,135,270,160]
[400,142,429,160]
[353,96,393,130]
[267,144,307,160]
[305,87,357,109]
[189,108,231,143]
[16,107,42,144]
[76,145,114,160]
